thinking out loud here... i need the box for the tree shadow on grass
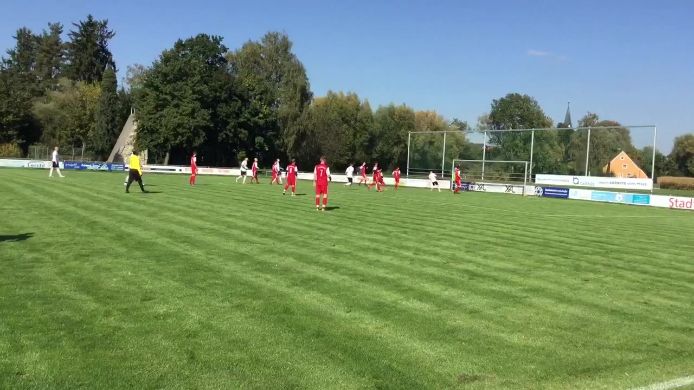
[0,233,33,242]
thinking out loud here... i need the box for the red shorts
[315,183,328,195]
[252,170,258,177]
[287,177,296,186]
[272,172,278,179]
[191,168,197,175]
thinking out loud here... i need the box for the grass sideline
[1,168,692,389]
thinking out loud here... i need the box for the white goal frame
[451,159,529,196]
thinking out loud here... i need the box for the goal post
[451,159,529,196]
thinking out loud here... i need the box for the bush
[658,176,694,190]
[0,143,23,158]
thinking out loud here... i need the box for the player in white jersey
[344,163,354,186]
[236,158,249,183]
[49,146,65,178]
[428,171,441,192]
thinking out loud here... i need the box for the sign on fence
[64,161,124,171]
[539,187,570,199]
[649,195,694,210]
[535,174,653,190]
[0,159,54,169]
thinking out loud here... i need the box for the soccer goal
[451,159,530,195]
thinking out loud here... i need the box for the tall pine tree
[35,23,64,91]
[93,65,119,159]
[0,27,41,147]
[65,15,115,83]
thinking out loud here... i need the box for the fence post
[481,131,487,181]
[441,132,446,178]
[651,126,657,192]
[406,132,411,177]
[584,127,591,176]
[529,130,535,180]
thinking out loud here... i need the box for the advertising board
[535,174,653,190]
[539,187,569,199]
[649,195,694,210]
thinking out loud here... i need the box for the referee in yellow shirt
[126,150,147,193]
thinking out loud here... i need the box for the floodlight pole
[584,127,591,176]
[529,130,535,180]
[406,132,411,177]
[651,126,657,192]
[441,132,447,177]
[481,131,487,181]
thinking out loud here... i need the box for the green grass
[1,168,693,389]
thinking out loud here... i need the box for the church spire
[563,101,573,128]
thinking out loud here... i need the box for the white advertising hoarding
[0,159,55,169]
[535,174,653,190]
[649,195,694,210]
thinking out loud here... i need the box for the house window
[620,156,625,160]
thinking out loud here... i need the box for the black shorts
[52,161,59,168]
[240,171,247,176]
[129,169,142,180]
[348,177,353,183]
[433,181,439,186]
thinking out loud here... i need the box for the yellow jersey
[129,154,142,175]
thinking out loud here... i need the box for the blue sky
[2,0,693,152]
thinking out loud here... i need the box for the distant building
[602,151,648,178]
[561,102,573,128]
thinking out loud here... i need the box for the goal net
[451,159,529,195]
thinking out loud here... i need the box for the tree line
[0,15,129,160]
[1,16,692,177]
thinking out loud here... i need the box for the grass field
[1,168,693,389]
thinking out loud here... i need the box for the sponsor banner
[0,159,55,169]
[569,189,651,206]
[649,195,694,210]
[467,182,525,195]
[569,188,592,201]
[540,186,569,199]
[535,174,653,190]
[64,161,125,171]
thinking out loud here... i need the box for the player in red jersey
[283,159,298,196]
[250,157,260,183]
[453,164,462,193]
[392,167,401,190]
[189,151,198,185]
[357,162,368,185]
[368,163,381,191]
[313,156,331,211]
[270,158,282,185]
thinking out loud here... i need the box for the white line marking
[630,375,694,390]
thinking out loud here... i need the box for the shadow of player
[324,206,340,211]
[0,233,34,243]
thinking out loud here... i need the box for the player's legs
[322,193,328,210]
[136,176,146,192]
[291,183,296,195]
[125,170,135,192]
